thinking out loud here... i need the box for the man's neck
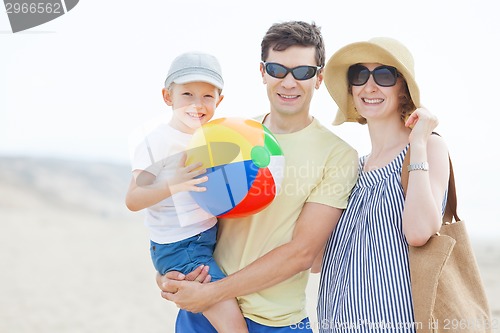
[262,112,314,134]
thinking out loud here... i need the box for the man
[158,21,358,332]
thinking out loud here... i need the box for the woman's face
[350,63,404,123]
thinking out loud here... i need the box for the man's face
[261,46,323,118]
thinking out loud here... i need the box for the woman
[316,38,450,332]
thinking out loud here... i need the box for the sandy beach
[0,156,498,332]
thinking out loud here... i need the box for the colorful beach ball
[185,117,285,218]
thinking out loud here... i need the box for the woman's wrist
[408,141,428,165]
[408,162,429,172]
[408,139,427,149]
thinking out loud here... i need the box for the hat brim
[324,41,420,125]
[174,74,224,90]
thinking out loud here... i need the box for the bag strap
[401,141,461,223]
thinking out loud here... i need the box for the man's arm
[161,202,342,313]
[310,243,326,274]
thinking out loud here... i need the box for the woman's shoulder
[428,132,449,156]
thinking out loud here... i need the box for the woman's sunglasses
[262,62,322,81]
[348,64,399,87]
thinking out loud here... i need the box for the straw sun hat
[324,37,420,125]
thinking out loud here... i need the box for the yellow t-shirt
[214,117,358,327]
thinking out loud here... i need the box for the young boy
[126,51,248,333]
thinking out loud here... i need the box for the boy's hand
[168,153,208,194]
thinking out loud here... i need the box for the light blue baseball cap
[164,51,224,90]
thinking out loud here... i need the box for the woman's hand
[405,107,439,145]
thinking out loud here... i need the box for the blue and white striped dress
[317,146,416,332]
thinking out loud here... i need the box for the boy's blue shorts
[176,310,313,332]
[150,225,225,281]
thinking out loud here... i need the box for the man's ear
[162,88,173,106]
[260,62,267,84]
[315,68,324,89]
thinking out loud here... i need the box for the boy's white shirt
[130,118,216,244]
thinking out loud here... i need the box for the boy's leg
[151,225,221,276]
[174,226,248,332]
[203,298,248,333]
[176,311,313,333]
[175,310,217,333]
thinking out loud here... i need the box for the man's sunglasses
[262,62,322,81]
[348,64,399,87]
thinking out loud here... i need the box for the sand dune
[0,156,498,332]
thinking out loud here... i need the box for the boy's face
[163,81,223,134]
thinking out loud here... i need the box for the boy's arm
[160,202,343,313]
[125,155,208,212]
[125,170,172,211]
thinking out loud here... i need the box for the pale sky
[1,0,499,237]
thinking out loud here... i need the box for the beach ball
[185,117,285,218]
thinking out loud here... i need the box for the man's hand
[156,265,211,294]
[163,279,219,313]
[156,265,217,313]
